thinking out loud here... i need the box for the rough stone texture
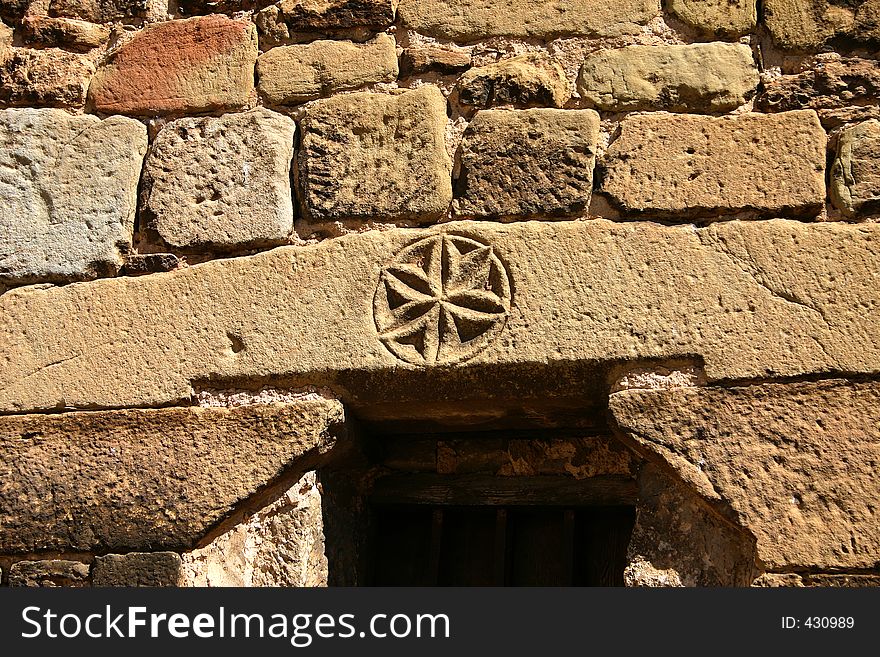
[0,0,29,20]
[0,19,11,48]
[0,47,95,107]
[297,86,451,223]
[456,54,570,109]
[8,560,90,587]
[577,43,758,113]
[257,34,397,105]
[93,553,181,587]
[2,220,880,413]
[256,0,395,39]
[0,400,344,552]
[754,572,880,586]
[46,0,167,23]
[21,15,110,51]
[454,108,599,219]
[141,109,295,251]
[625,464,758,587]
[401,44,471,75]
[610,380,880,570]
[180,471,328,586]
[764,0,880,50]
[88,15,257,116]
[121,252,181,276]
[600,110,826,217]
[0,108,147,286]
[398,0,659,41]
[756,55,880,128]
[666,0,757,35]
[830,119,880,216]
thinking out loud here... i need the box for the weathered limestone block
[764,0,880,49]
[141,109,295,251]
[88,15,257,116]
[257,34,397,105]
[610,380,880,570]
[830,120,880,216]
[0,108,147,286]
[297,86,451,222]
[2,219,879,414]
[0,19,11,47]
[21,15,110,50]
[577,43,758,113]
[122,252,181,276]
[9,560,90,587]
[0,47,95,107]
[454,108,599,219]
[398,0,659,41]
[0,400,344,552]
[400,44,471,75]
[600,110,826,217]
[180,472,327,586]
[756,55,880,127]
[46,0,167,22]
[93,553,181,587]
[456,54,569,109]
[666,0,757,35]
[0,0,29,19]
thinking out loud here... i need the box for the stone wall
[1,1,879,587]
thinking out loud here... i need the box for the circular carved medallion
[374,234,512,366]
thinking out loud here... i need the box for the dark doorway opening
[369,504,636,586]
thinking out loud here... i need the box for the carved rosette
[373,234,512,366]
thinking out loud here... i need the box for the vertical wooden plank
[493,508,508,586]
[427,507,444,586]
[562,509,575,586]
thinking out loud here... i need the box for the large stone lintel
[0,399,345,553]
[1,219,879,414]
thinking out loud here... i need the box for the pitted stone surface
[47,0,167,22]
[0,108,147,286]
[256,34,398,105]
[0,400,344,552]
[0,47,95,107]
[1,220,879,413]
[830,119,880,216]
[398,0,659,41]
[610,380,880,569]
[456,54,570,109]
[297,86,452,222]
[667,0,757,35]
[256,0,395,39]
[88,15,257,116]
[454,108,599,218]
[600,110,826,217]
[764,0,880,50]
[21,15,110,50]
[92,553,181,587]
[141,109,295,251]
[9,560,90,587]
[577,43,758,113]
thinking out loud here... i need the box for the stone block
[8,560,90,587]
[47,0,167,23]
[456,53,569,109]
[666,0,756,35]
[0,400,345,552]
[21,15,110,51]
[297,86,451,222]
[141,108,295,251]
[93,552,181,587]
[401,44,471,75]
[88,15,257,116]
[398,0,658,41]
[0,47,95,107]
[764,0,880,50]
[600,110,826,217]
[0,108,147,286]
[610,380,880,569]
[830,119,880,216]
[577,43,758,112]
[454,108,599,219]
[257,34,398,105]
